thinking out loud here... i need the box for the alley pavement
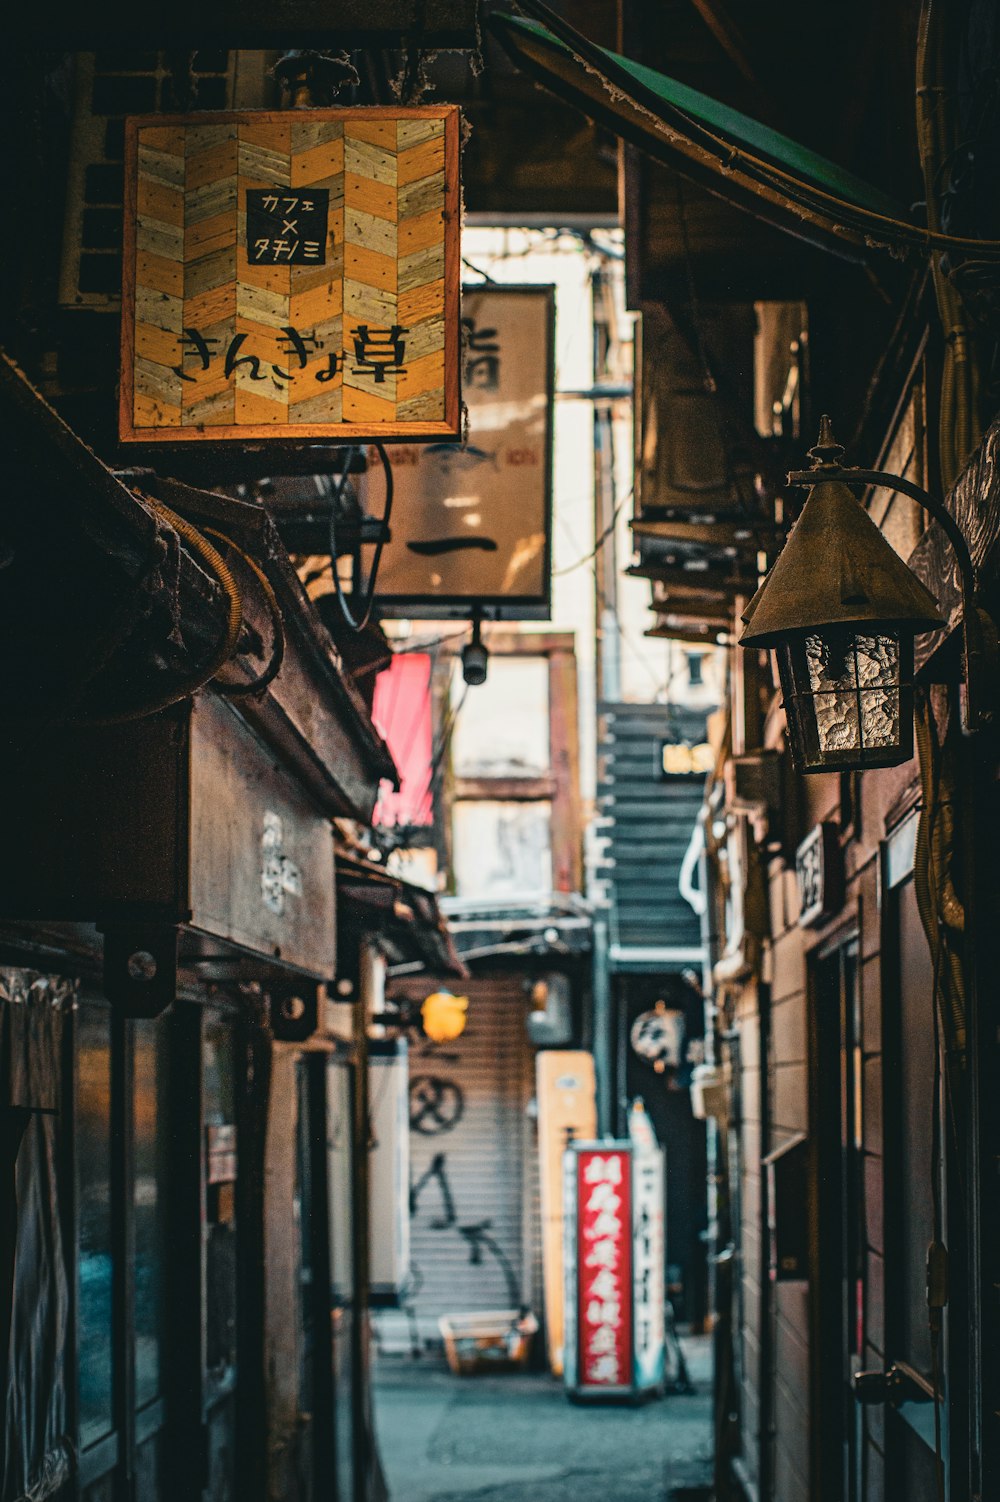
[373,1335,713,1502]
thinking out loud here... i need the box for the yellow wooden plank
[138,125,186,157]
[186,133,239,191]
[290,136,345,187]
[235,386,288,424]
[347,118,397,150]
[289,258,343,298]
[396,134,445,187]
[395,346,444,402]
[134,321,181,368]
[185,209,237,259]
[289,277,344,328]
[239,119,292,153]
[134,391,181,427]
[137,176,184,229]
[340,243,396,295]
[398,277,443,327]
[342,382,397,423]
[183,282,237,332]
[136,249,184,299]
[344,172,397,223]
[397,206,444,258]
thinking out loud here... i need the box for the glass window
[133,1014,170,1412]
[451,657,550,778]
[77,1002,114,1451]
[452,799,553,899]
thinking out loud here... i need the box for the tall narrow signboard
[119,107,460,443]
[564,1132,666,1400]
[377,283,555,618]
[537,1051,598,1375]
[564,1142,633,1398]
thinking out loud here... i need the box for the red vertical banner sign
[575,1146,633,1394]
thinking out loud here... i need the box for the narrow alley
[374,1341,713,1502]
[5,6,1000,1502]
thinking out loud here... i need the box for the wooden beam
[632,517,779,548]
[687,0,761,87]
[646,622,735,645]
[651,579,729,605]
[453,776,557,802]
[627,562,755,592]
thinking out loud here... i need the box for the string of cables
[327,441,394,633]
[509,0,1000,261]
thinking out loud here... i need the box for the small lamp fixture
[421,989,469,1043]
[461,614,489,686]
[741,417,995,774]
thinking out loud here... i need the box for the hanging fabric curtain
[490,2,1000,263]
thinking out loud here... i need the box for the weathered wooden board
[120,107,460,443]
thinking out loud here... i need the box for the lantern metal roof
[740,474,944,648]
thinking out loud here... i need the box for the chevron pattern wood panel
[120,107,460,444]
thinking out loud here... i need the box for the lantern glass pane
[805,630,900,754]
[778,628,912,773]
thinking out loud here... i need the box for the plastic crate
[438,1310,538,1375]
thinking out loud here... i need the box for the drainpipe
[591,915,613,1136]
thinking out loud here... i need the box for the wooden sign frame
[119,106,461,444]
[376,283,556,619]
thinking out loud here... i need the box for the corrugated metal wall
[382,975,538,1344]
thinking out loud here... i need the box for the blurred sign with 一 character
[118,106,461,443]
[376,283,555,618]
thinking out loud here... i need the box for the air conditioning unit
[59,50,272,310]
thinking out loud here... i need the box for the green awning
[489,4,994,262]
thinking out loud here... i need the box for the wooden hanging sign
[119,106,461,443]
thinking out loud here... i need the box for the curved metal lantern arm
[786,463,996,729]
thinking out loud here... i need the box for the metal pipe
[591,916,613,1135]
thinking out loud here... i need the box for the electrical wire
[328,441,394,633]
[74,495,244,725]
[554,487,633,575]
[511,0,1000,259]
[202,528,286,696]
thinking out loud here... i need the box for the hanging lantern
[741,420,944,774]
[421,989,469,1043]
